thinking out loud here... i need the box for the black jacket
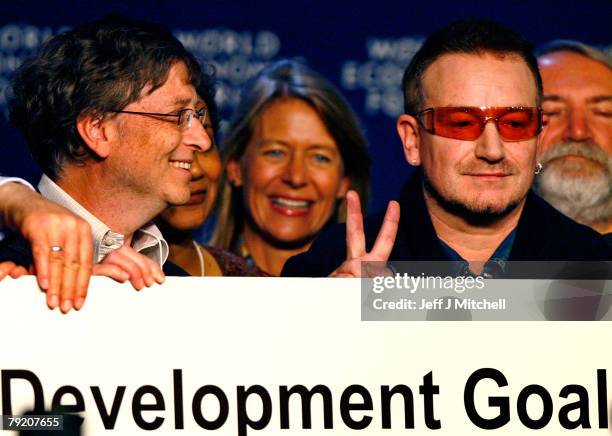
[282,171,612,277]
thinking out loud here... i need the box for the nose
[190,152,204,180]
[183,119,212,153]
[563,107,590,142]
[282,153,307,188]
[474,121,505,163]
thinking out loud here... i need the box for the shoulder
[205,245,268,277]
[518,193,612,260]
[281,211,388,277]
[162,260,190,276]
[281,223,345,277]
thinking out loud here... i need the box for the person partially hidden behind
[533,40,612,236]
[0,16,213,310]
[282,19,611,278]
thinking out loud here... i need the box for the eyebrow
[259,139,337,149]
[258,139,290,146]
[541,95,564,103]
[542,95,612,104]
[168,97,196,110]
[307,143,339,151]
[588,95,612,104]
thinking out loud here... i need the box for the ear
[535,112,550,160]
[76,114,112,159]
[336,176,350,199]
[396,114,421,166]
[226,159,243,187]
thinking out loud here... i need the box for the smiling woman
[211,60,371,276]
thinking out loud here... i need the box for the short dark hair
[402,18,543,115]
[10,15,214,179]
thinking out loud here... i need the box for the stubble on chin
[421,169,524,223]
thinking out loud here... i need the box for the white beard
[533,141,612,226]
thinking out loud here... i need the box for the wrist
[0,183,36,231]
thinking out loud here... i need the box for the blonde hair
[211,59,371,251]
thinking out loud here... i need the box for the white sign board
[0,277,610,435]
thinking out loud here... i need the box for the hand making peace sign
[330,190,400,278]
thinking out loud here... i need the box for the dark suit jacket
[282,171,612,277]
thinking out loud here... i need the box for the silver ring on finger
[50,245,64,253]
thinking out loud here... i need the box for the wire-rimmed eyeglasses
[112,107,207,130]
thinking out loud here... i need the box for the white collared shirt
[38,175,168,266]
[0,176,34,191]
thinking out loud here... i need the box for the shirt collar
[438,230,516,277]
[38,174,168,266]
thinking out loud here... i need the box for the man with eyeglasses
[282,18,611,278]
[0,16,212,311]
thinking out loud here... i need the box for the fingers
[43,218,93,313]
[131,253,165,289]
[363,262,394,278]
[339,197,400,276]
[0,261,28,280]
[96,246,165,291]
[0,261,16,280]
[31,237,50,291]
[330,259,362,278]
[57,229,80,313]
[9,265,28,278]
[73,222,94,311]
[370,200,400,261]
[330,272,355,278]
[92,264,130,282]
[25,218,64,310]
[47,242,65,310]
[101,249,145,289]
[14,196,94,312]
[345,190,366,259]
[330,259,394,278]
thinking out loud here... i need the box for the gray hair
[536,40,612,69]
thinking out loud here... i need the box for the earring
[535,162,543,175]
[412,159,418,166]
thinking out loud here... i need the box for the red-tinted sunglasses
[416,106,543,142]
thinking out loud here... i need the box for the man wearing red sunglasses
[283,18,611,278]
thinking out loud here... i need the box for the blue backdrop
[1,0,611,214]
